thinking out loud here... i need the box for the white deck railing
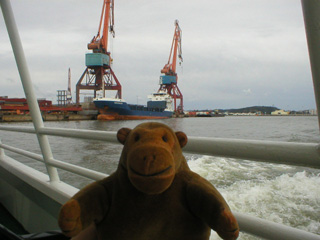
[1,0,320,239]
[1,125,320,170]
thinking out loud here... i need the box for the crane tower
[67,68,72,104]
[159,20,183,113]
[76,0,121,104]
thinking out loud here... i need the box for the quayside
[1,0,320,239]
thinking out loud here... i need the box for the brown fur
[59,122,239,240]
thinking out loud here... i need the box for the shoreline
[0,113,97,122]
[0,113,317,122]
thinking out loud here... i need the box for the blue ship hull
[93,99,173,120]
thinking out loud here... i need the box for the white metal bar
[1,125,320,169]
[38,127,118,143]
[0,126,117,142]
[235,212,320,240]
[301,0,320,130]
[47,159,107,181]
[0,0,59,182]
[0,143,44,162]
[0,126,36,134]
[0,140,5,159]
[0,143,107,181]
[185,137,320,169]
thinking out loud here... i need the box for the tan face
[117,123,187,195]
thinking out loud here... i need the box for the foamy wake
[187,155,320,240]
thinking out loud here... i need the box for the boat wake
[187,155,320,239]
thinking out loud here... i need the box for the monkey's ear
[175,131,188,148]
[117,128,131,145]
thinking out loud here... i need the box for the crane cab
[159,75,177,85]
[85,53,110,67]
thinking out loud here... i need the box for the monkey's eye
[162,136,168,142]
[134,135,140,142]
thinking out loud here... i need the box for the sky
[0,0,316,111]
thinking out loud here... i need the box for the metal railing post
[0,140,5,160]
[301,0,320,130]
[0,0,59,182]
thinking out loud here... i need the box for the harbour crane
[67,68,72,104]
[158,20,183,113]
[76,0,121,104]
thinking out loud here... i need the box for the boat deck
[0,203,69,240]
[0,203,28,235]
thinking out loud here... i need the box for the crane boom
[87,0,115,54]
[161,20,183,76]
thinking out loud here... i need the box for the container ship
[93,90,174,120]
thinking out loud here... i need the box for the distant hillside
[221,106,279,114]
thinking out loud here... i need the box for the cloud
[243,89,252,95]
[5,78,16,83]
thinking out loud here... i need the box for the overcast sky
[0,0,316,111]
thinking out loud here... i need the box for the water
[1,116,320,239]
